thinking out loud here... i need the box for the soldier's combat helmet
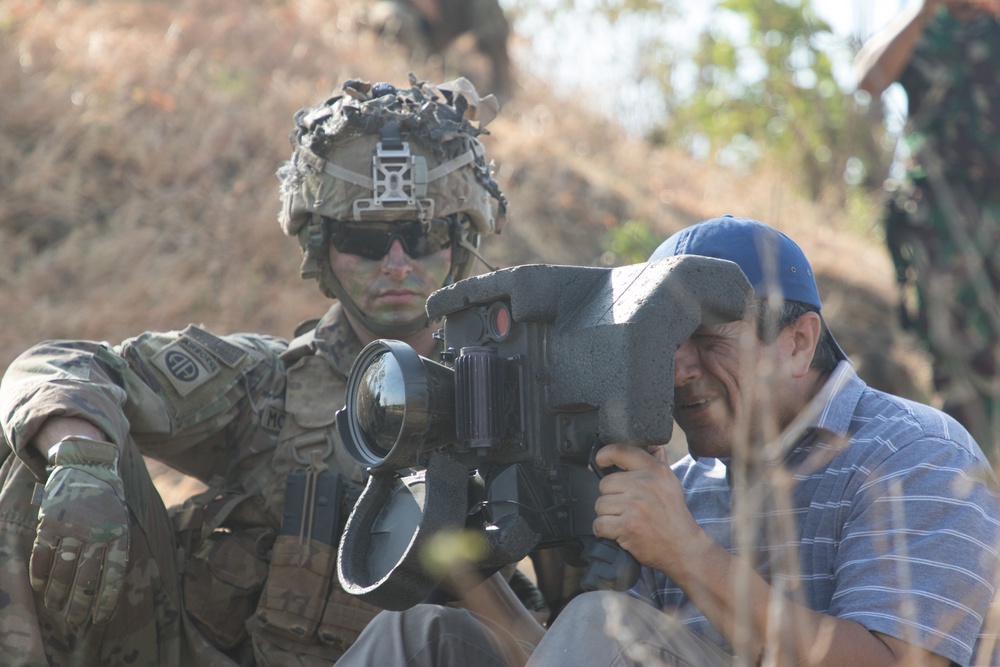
[278,74,507,338]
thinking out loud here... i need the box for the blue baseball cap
[651,215,848,361]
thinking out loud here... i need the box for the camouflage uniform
[0,304,388,666]
[883,11,1000,456]
[0,77,508,666]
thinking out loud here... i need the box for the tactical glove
[31,437,130,626]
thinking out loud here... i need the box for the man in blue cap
[524,215,1000,666]
[334,215,1000,666]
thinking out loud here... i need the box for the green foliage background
[506,0,895,204]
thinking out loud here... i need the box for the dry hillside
[0,0,933,501]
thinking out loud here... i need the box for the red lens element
[491,304,510,339]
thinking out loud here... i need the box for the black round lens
[356,352,408,457]
[341,339,458,472]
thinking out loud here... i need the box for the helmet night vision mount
[335,255,754,611]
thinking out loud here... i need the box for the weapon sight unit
[335,255,753,610]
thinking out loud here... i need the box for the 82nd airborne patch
[152,335,222,396]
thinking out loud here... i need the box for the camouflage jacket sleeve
[0,325,288,483]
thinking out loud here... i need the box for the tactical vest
[176,320,381,666]
[252,323,382,665]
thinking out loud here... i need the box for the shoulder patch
[151,338,220,396]
[183,325,248,368]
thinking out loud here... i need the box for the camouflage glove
[31,437,130,626]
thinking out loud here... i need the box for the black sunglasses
[324,217,455,261]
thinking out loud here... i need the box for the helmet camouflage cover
[278,75,508,329]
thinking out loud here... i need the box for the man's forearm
[854,0,938,96]
[673,535,949,666]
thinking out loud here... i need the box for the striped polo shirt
[631,362,1000,665]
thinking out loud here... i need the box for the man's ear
[787,311,822,378]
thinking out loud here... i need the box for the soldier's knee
[551,590,625,628]
[401,603,480,633]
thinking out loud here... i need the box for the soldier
[367,0,513,102]
[0,75,517,666]
[854,0,1000,459]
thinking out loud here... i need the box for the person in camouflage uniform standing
[854,0,1000,458]
[0,75,515,666]
[367,0,513,102]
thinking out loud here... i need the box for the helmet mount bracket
[351,122,433,222]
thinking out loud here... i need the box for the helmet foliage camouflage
[277,75,507,337]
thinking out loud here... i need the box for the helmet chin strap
[455,234,497,274]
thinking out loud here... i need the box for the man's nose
[674,339,701,385]
[383,239,414,275]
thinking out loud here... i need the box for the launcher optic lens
[337,340,457,471]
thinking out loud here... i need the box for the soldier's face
[329,236,452,330]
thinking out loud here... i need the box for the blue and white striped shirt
[631,362,1000,666]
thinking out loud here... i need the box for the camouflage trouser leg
[894,194,1000,459]
[933,346,1000,460]
[0,442,221,666]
